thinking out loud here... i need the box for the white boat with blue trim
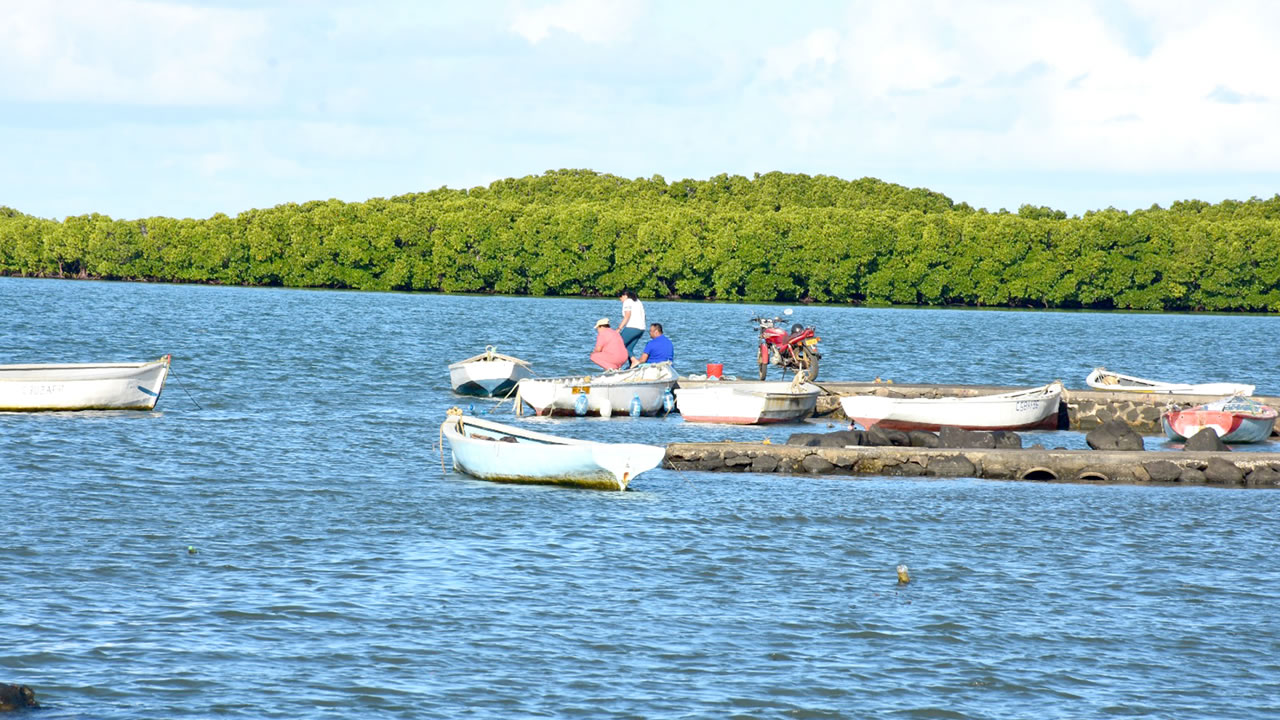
[0,355,172,411]
[448,346,533,397]
[440,413,666,491]
[515,362,677,417]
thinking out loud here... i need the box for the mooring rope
[167,364,203,410]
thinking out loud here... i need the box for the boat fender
[629,394,642,417]
[574,392,589,416]
[599,398,613,418]
[662,388,675,414]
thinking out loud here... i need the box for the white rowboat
[840,381,1064,432]
[675,381,820,424]
[1086,367,1254,396]
[0,355,172,411]
[448,346,533,397]
[516,362,678,417]
[440,413,666,491]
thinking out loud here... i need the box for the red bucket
[706,363,724,379]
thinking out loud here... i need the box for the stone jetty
[664,441,1280,487]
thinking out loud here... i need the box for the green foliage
[0,170,1276,312]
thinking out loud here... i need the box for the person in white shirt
[618,290,647,354]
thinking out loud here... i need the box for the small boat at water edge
[1162,396,1278,444]
[840,381,1064,432]
[516,362,678,417]
[448,346,533,397]
[675,380,820,424]
[0,355,172,411]
[1086,367,1255,396]
[440,413,666,491]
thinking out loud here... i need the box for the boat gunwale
[0,356,171,373]
[447,353,532,371]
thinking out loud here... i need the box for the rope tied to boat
[440,406,465,474]
[790,369,806,392]
[166,361,203,410]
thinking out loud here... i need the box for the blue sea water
[1,276,1278,719]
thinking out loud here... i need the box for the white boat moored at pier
[516,362,677,417]
[675,380,820,424]
[840,381,1063,432]
[1086,367,1254,396]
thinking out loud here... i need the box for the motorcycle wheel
[758,362,768,381]
[799,347,820,381]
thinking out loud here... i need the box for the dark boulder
[1178,466,1207,484]
[1203,457,1244,485]
[936,427,1021,449]
[697,454,725,470]
[0,684,38,711]
[938,427,994,449]
[991,431,1023,449]
[866,426,910,447]
[785,432,822,447]
[892,461,927,476]
[1141,460,1183,483]
[908,430,939,447]
[818,430,864,447]
[1246,465,1280,487]
[1183,428,1228,452]
[750,455,779,473]
[1086,420,1145,451]
[801,454,835,474]
[927,455,977,477]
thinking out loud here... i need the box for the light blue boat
[440,414,666,491]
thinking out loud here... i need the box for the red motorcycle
[752,311,821,381]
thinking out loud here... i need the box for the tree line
[1,169,1277,312]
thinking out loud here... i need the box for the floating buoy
[187,546,198,555]
[896,564,910,584]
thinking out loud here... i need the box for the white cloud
[740,0,1280,175]
[0,0,272,105]
[509,0,643,45]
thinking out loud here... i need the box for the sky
[2,0,1279,220]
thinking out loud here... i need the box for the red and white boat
[674,381,820,424]
[1162,395,1278,444]
[840,381,1063,432]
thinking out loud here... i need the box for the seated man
[631,322,674,366]
[589,318,629,370]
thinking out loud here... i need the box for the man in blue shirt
[631,323,674,366]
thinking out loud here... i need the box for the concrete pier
[677,378,1280,435]
[664,442,1280,487]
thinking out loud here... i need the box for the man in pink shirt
[590,317,628,370]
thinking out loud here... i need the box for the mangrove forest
[1,169,1278,312]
